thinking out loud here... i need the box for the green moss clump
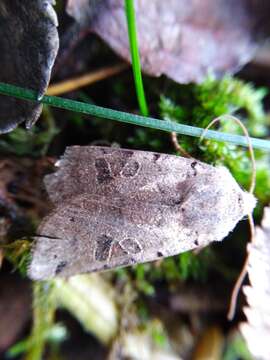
[125,75,270,292]
[160,76,270,205]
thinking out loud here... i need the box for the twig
[199,115,257,320]
[47,63,128,96]
[200,115,256,193]
[171,131,192,157]
[227,214,255,320]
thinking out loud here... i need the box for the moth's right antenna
[200,115,256,193]
[200,114,256,321]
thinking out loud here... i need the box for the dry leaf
[0,1,59,133]
[66,0,269,84]
[0,276,31,352]
[241,207,270,360]
[192,326,224,360]
[0,157,52,243]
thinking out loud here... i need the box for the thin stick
[200,114,256,320]
[227,214,255,320]
[47,63,128,96]
[171,132,192,158]
[0,82,270,151]
[200,115,256,193]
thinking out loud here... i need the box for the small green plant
[125,0,149,116]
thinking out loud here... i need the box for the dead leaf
[241,207,270,360]
[0,1,59,133]
[0,157,52,243]
[192,326,224,360]
[0,275,31,352]
[66,0,269,84]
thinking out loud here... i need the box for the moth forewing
[28,146,256,280]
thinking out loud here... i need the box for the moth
[28,146,256,280]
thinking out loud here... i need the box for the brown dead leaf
[0,1,59,133]
[0,275,31,352]
[66,0,269,84]
[241,207,270,360]
[0,157,52,243]
[192,326,224,360]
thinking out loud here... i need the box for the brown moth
[28,146,256,280]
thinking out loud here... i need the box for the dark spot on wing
[118,258,132,267]
[172,198,183,206]
[191,161,198,176]
[121,160,140,178]
[110,242,128,258]
[238,194,243,205]
[95,158,113,184]
[194,239,199,246]
[157,251,163,257]
[157,184,165,194]
[113,150,134,175]
[95,234,113,261]
[122,149,134,158]
[162,194,184,207]
[99,148,107,154]
[158,180,193,207]
[56,261,67,274]
[176,180,195,203]
[153,153,161,162]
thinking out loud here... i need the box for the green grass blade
[0,82,270,151]
[125,0,149,116]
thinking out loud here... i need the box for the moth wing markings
[32,166,247,279]
[29,203,99,280]
[45,146,199,205]
[29,192,183,279]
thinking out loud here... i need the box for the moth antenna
[199,114,256,193]
[199,114,256,320]
[171,131,192,158]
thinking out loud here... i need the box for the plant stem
[0,82,270,151]
[54,275,118,344]
[47,63,127,95]
[26,282,56,360]
[125,0,149,116]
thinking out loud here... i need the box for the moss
[125,75,270,292]
[159,76,270,204]
[0,106,59,157]
[3,239,31,277]
[8,281,62,359]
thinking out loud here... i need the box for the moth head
[238,190,257,217]
[180,166,256,241]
